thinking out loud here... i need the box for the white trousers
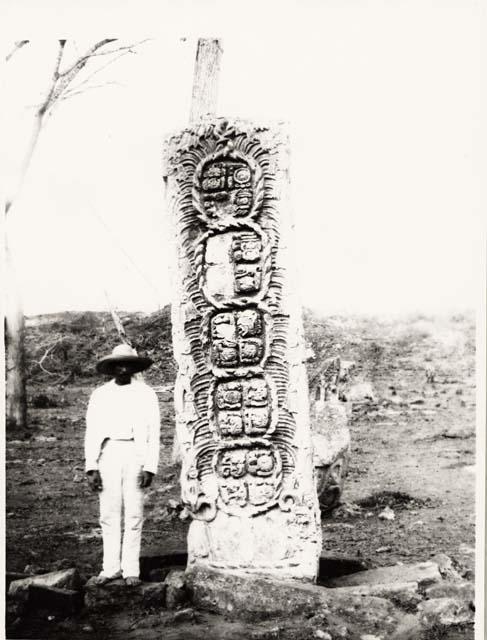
[98,440,144,578]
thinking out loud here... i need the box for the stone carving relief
[210,376,278,439]
[165,120,322,577]
[195,227,272,308]
[192,149,264,228]
[214,441,282,516]
[205,308,269,376]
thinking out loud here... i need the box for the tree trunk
[5,240,27,431]
[5,113,45,431]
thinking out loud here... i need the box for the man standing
[85,344,160,586]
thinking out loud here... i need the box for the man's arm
[142,388,161,476]
[84,390,104,482]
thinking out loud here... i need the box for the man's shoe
[124,576,142,586]
[90,571,123,585]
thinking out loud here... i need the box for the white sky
[3,1,486,317]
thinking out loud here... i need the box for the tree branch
[35,341,61,376]
[57,39,118,78]
[60,49,132,96]
[47,39,149,115]
[59,81,121,103]
[38,39,67,116]
[6,40,29,62]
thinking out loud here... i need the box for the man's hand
[140,471,154,488]
[87,470,102,492]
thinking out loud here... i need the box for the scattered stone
[77,529,102,541]
[164,569,188,609]
[332,502,362,519]
[9,568,82,599]
[424,580,474,601]
[378,506,395,521]
[431,553,462,581]
[324,562,441,589]
[82,624,94,632]
[84,578,166,611]
[34,436,57,442]
[361,636,382,640]
[347,382,377,402]
[172,607,197,622]
[6,572,30,590]
[458,543,475,556]
[167,499,180,510]
[251,626,280,639]
[375,546,391,553]
[24,564,49,575]
[314,631,332,639]
[332,581,419,601]
[418,597,474,627]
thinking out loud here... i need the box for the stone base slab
[186,561,474,638]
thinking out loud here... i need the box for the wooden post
[189,38,223,124]
[171,37,223,463]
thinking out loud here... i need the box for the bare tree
[5,39,147,430]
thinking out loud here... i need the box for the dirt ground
[5,311,477,639]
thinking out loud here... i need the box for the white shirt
[85,379,161,474]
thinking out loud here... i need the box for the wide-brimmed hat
[96,343,153,375]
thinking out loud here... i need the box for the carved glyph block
[164,118,322,581]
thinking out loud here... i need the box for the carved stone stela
[164,119,322,581]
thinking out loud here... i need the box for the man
[85,343,160,586]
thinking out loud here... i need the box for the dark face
[113,362,136,385]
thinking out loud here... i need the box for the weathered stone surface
[308,357,352,511]
[187,565,405,634]
[164,118,322,580]
[6,572,29,590]
[164,569,188,609]
[430,553,463,581]
[8,568,82,599]
[324,562,441,589]
[417,597,474,627]
[424,580,474,602]
[84,579,166,611]
[26,585,83,615]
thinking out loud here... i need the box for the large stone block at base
[84,579,166,612]
[186,565,401,633]
[186,562,475,638]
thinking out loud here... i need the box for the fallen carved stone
[8,568,82,600]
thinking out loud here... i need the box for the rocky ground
[5,309,477,639]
